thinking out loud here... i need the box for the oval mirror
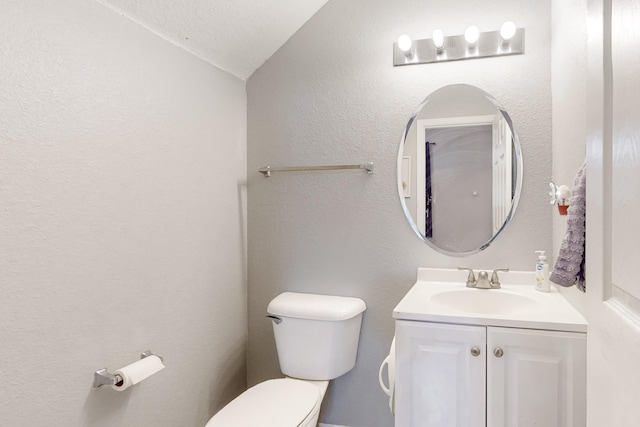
[398,84,523,256]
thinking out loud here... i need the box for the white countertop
[393,268,588,333]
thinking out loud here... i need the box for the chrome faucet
[476,271,492,289]
[458,267,510,289]
[458,267,476,287]
[490,268,510,288]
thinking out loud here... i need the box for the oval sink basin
[430,289,536,315]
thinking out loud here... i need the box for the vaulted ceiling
[97,0,330,80]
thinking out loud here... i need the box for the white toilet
[206,291,366,427]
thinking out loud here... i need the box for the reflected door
[425,125,493,253]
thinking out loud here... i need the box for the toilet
[206,291,366,427]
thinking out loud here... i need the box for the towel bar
[259,162,374,177]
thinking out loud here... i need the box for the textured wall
[0,1,247,426]
[247,0,552,425]
[551,0,588,316]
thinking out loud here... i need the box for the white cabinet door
[487,327,587,427]
[395,320,486,427]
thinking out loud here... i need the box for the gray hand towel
[550,162,586,292]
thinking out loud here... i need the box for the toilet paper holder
[93,350,163,389]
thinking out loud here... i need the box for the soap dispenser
[535,250,550,292]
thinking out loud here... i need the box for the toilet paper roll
[112,355,165,391]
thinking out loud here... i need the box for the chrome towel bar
[259,162,374,177]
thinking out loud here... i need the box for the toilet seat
[206,378,320,427]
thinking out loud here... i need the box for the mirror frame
[397,84,523,256]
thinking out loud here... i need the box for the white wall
[247,0,552,425]
[551,0,588,316]
[0,1,247,426]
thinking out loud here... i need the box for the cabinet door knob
[493,347,504,358]
[470,346,481,357]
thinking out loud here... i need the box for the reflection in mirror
[398,84,522,256]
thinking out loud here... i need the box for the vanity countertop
[393,268,588,333]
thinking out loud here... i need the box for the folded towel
[550,162,586,292]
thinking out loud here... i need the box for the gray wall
[0,1,247,426]
[247,0,552,426]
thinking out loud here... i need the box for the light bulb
[500,21,517,42]
[464,26,480,47]
[432,29,444,51]
[397,34,413,52]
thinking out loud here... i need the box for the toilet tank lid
[267,292,366,321]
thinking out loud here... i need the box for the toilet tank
[267,292,366,380]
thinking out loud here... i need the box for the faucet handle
[458,267,476,287]
[490,268,510,288]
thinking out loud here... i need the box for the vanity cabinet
[395,320,586,427]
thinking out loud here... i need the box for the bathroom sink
[430,289,536,315]
[393,268,588,332]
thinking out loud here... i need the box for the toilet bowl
[205,378,328,427]
[205,292,366,426]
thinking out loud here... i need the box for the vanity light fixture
[393,21,524,66]
[464,26,480,48]
[397,34,414,58]
[432,29,445,53]
[500,21,517,46]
